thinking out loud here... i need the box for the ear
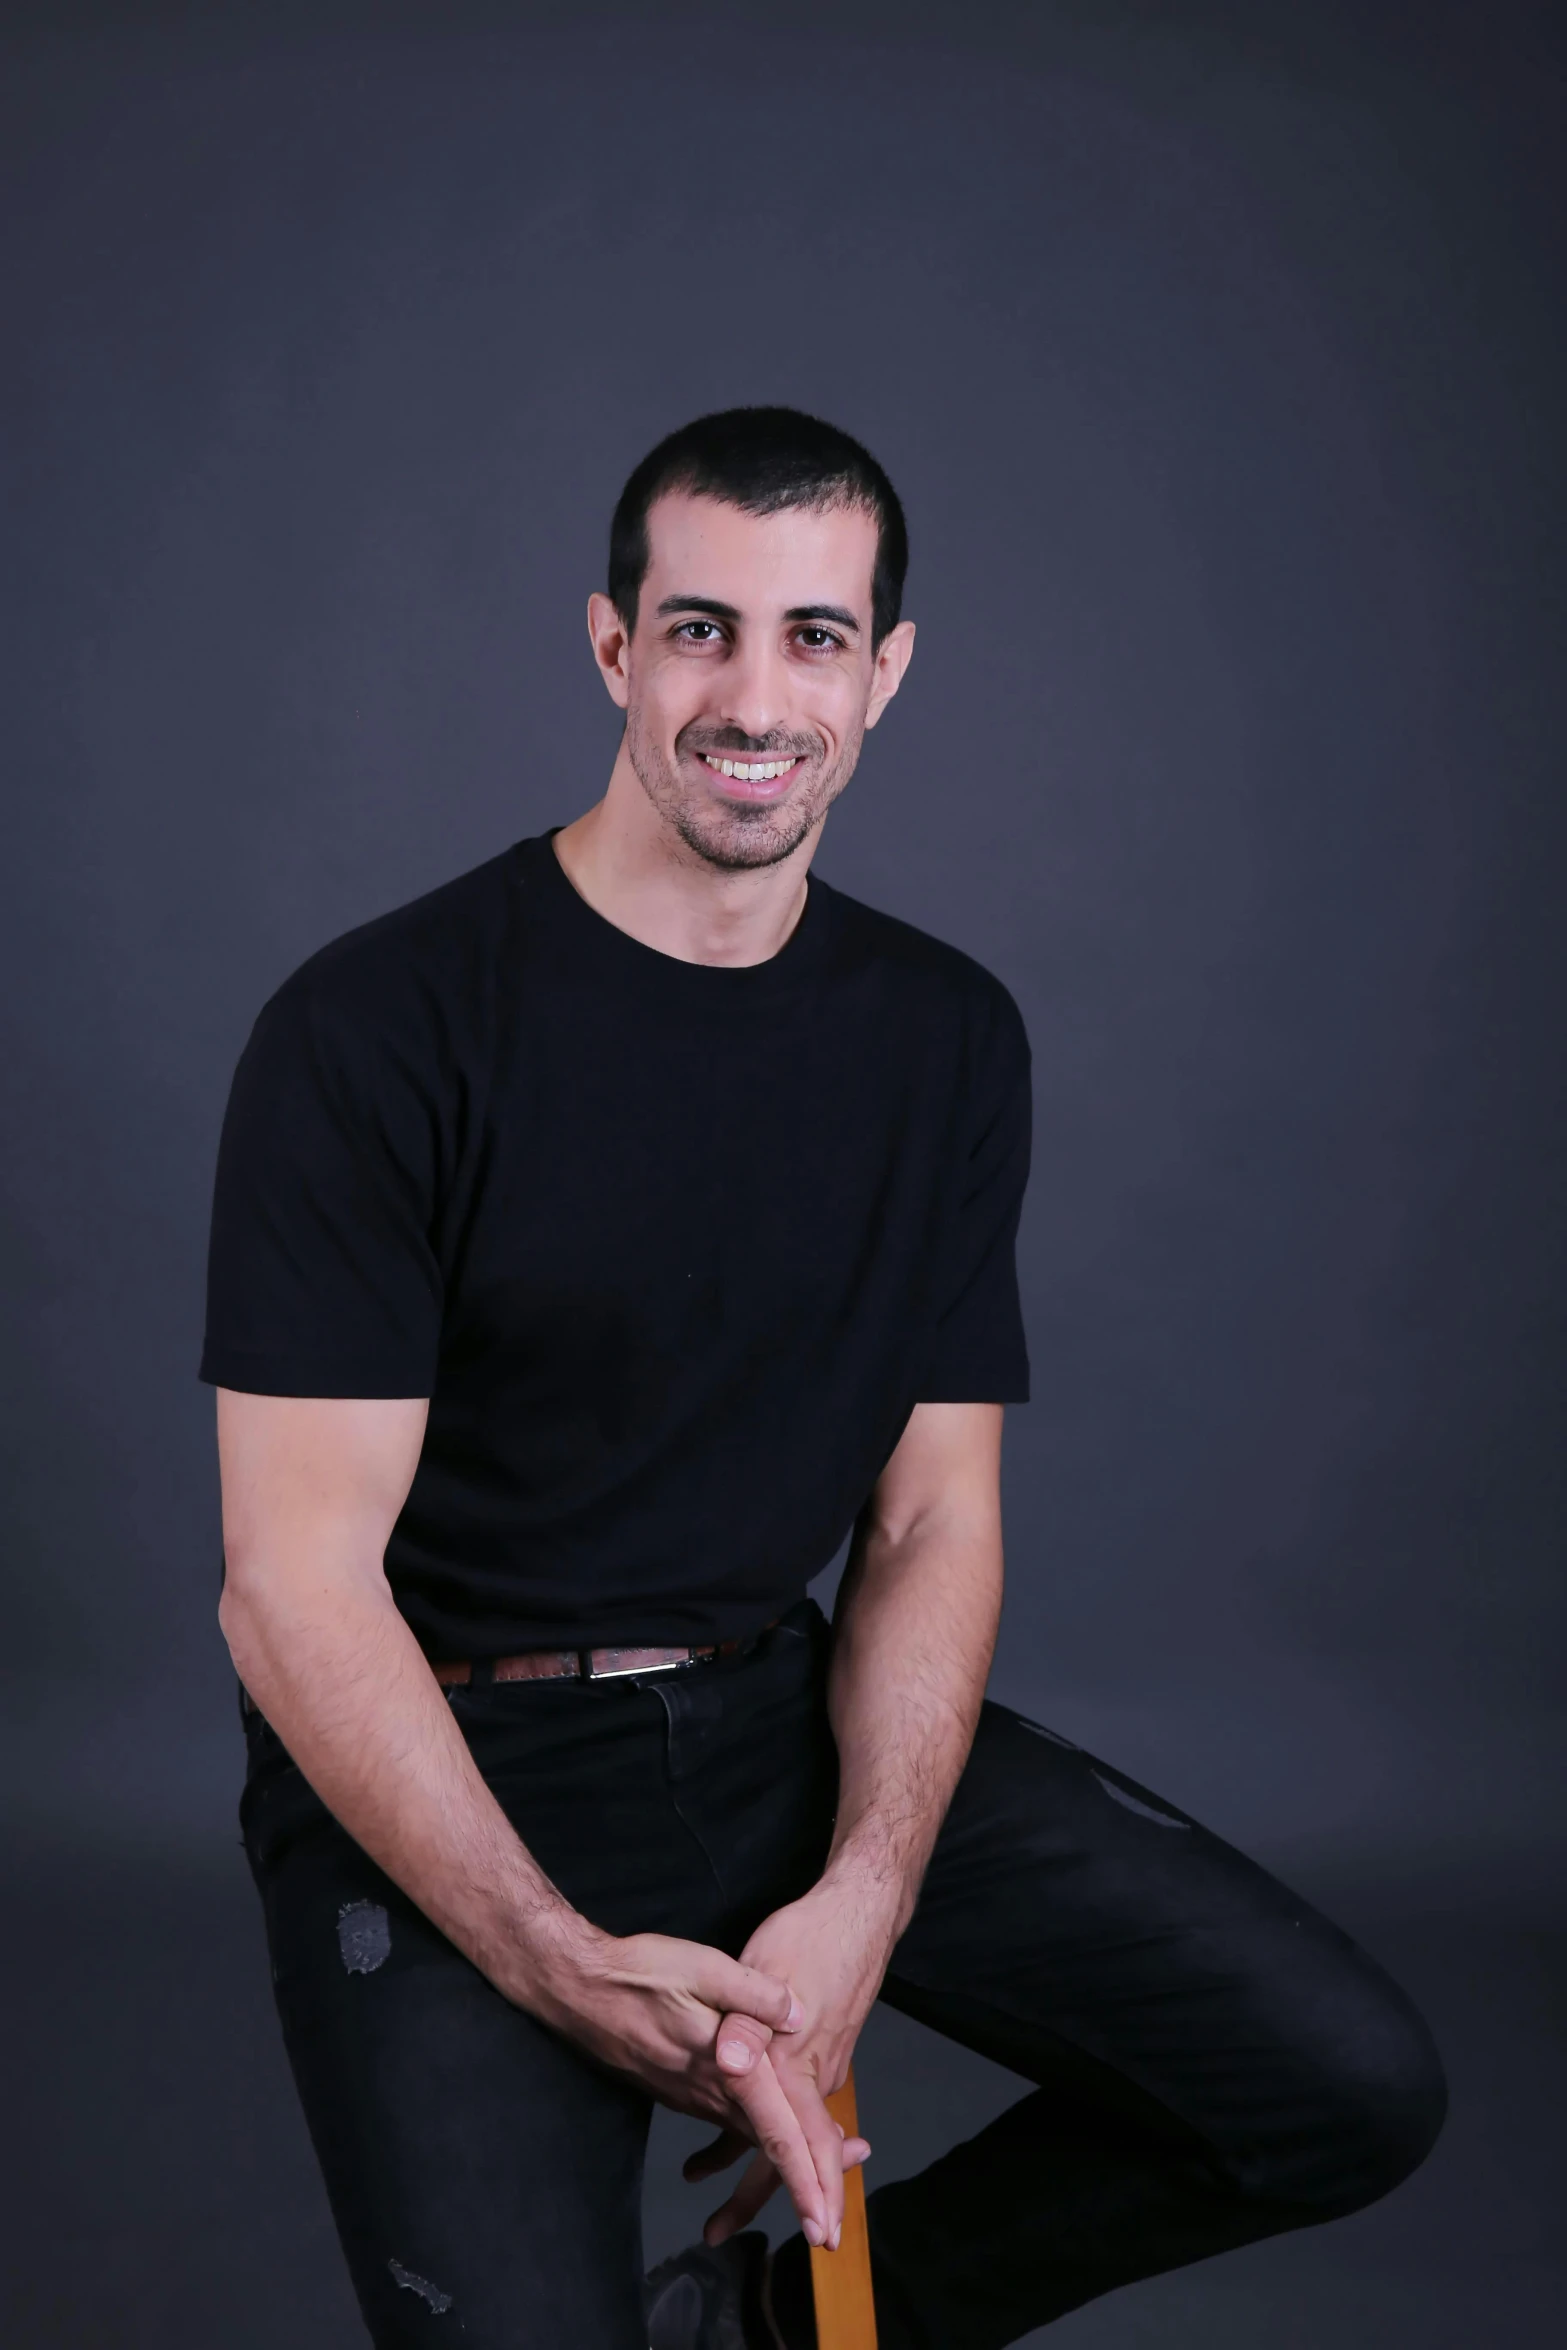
[586,591,633,711]
[864,620,916,731]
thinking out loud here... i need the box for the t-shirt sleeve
[917,981,1032,1404]
[198,970,444,1398]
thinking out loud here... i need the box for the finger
[689,1951,804,2035]
[703,2149,782,2245]
[728,2055,829,2244]
[772,2065,848,2248]
[681,2128,749,2184]
[827,2117,873,2170]
[714,2010,773,2078]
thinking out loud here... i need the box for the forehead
[642,490,878,616]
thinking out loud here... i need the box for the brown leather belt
[433,1623,776,1690]
[238,1618,781,1720]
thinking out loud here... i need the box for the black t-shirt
[200,832,1031,1659]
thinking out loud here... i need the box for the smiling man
[202,408,1444,2350]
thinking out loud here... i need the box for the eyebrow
[786,603,861,631]
[656,595,739,621]
[655,594,862,633]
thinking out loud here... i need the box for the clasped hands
[527,1884,889,2253]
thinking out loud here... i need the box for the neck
[552,747,819,968]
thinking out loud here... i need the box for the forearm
[220,1556,590,2010]
[822,1488,1003,1940]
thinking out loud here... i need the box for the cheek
[810,675,870,747]
[632,663,708,742]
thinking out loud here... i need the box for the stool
[808,2068,877,2347]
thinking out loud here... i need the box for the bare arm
[217,1391,577,1994]
[821,1398,1005,1940]
[696,1399,1005,2241]
[215,1388,842,2232]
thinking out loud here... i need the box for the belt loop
[575,1649,593,1682]
[471,1657,495,1689]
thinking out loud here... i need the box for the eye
[794,626,845,654]
[674,619,724,643]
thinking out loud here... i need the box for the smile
[699,754,801,784]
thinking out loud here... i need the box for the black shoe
[644,2230,771,2349]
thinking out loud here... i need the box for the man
[202,407,1444,2350]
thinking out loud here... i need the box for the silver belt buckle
[585,1648,696,1682]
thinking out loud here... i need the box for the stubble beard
[625,707,865,873]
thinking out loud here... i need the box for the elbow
[217,1543,283,1683]
[216,1532,396,1685]
[217,1574,260,1683]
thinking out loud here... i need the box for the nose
[716,634,791,744]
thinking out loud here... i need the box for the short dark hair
[608,406,909,649]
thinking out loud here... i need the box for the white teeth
[703,753,798,781]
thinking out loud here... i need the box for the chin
[675,804,811,872]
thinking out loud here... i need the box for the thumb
[715,2012,772,2074]
[693,1953,804,2035]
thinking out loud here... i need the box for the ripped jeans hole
[337,1899,392,1974]
[389,2257,453,2314]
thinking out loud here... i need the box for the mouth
[694,751,805,803]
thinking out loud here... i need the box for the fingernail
[803,2220,823,2247]
[831,2224,841,2251]
[717,2039,751,2068]
[784,1995,805,2031]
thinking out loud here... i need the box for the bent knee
[1323,1989,1446,2209]
[1256,1965,1448,2216]
[1221,1945,1447,2218]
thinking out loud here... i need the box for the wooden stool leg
[808,2066,878,2348]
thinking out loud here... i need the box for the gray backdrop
[3,4,1563,2344]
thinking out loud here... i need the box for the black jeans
[240,1601,1445,2349]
